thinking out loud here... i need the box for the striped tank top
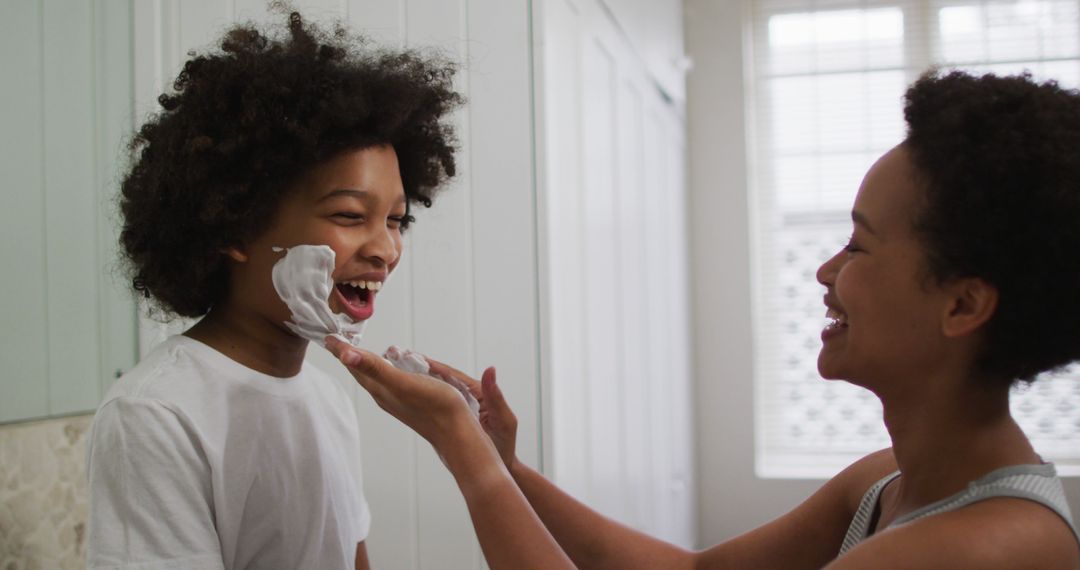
[839,463,1080,555]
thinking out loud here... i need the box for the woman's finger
[427,358,478,386]
[427,358,483,399]
[325,337,397,398]
[480,367,509,412]
[325,336,361,365]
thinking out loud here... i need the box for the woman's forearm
[439,421,576,570]
[507,461,694,570]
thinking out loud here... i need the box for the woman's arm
[326,339,574,570]
[444,422,577,570]
[504,451,886,570]
[328,339,879,569]
[426,357,883,570]
[425,363,691,568]
[506,459,694,569]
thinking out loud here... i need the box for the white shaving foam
[383,346,481,417]
[271,244,367,348]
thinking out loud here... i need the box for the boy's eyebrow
[320,188,371,201]
[320,188,408,208]
[320,189,407,204]
[852,210,877,235]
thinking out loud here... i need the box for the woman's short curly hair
[903,70,1080,385]
[120,10,462,318]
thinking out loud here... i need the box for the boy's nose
[362,227,401,267]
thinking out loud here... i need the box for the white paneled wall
[132,1,538,568]
[603,0,688,101]
[0,0,137,424]
[535,0,695,547]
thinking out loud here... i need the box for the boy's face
[227,145,408,333]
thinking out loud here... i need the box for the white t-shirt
[85,335,371,570]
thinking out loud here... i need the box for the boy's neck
[185,306,309,378]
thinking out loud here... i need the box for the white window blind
[749,0,1080,478]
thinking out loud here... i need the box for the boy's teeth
[341,280,383,291]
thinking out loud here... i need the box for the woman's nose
[816,250,843,286]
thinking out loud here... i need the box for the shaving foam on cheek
[271,244,367,348]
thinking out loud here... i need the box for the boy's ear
[222,245,249,263]
[941,277,998,338]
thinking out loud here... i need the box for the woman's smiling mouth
[822,304,849,341]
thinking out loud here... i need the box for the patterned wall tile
[0,415,91,569]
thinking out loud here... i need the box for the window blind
[748,0,1080,478]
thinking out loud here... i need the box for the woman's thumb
[325,336,365,369]
[481,367,506,408]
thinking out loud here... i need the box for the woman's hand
[328,338,575,570]
[427,359,520,471]
[324,337,477,451]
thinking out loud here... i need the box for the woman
[327,70,1080,568]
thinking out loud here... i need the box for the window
[750,0,1080,478]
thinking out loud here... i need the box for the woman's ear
[222,245,249,263]
[942,277,998,338]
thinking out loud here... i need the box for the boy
[86,11,461,569]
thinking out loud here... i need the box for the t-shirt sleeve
[85,397,225,570]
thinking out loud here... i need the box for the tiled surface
[0,415,91,570]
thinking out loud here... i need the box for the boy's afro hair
[120,10,462,318]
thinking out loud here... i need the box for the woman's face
[815,145,954,389]
[230,145,408,332]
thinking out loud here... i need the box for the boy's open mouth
[334,279,383,321]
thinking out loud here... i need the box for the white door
[535,0,696,547]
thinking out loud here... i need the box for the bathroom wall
[0,415,92,570]
[0,0,138,426]
[0,0,134,566]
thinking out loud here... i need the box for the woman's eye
[843,237,862,254]
[333,212,364,222]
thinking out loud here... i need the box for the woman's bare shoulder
[827,448,899,509]
[825,496,1080,569]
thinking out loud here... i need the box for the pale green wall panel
[0,0,50,423]
[179,0,231,54]
[94,0,138,397]
[1,0,138,423]
[43,0,102,416]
